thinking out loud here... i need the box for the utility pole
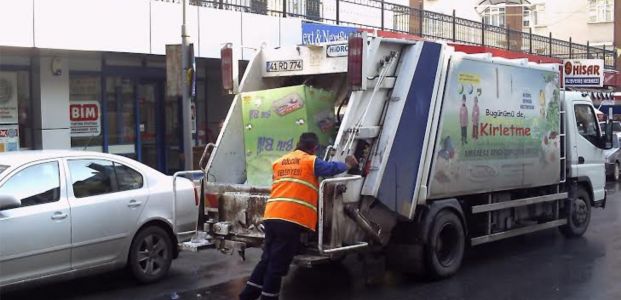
[181,0,193,170]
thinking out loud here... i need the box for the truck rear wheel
[559,187,591,238]
[425,210,465,279]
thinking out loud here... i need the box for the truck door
[572,103,606,201]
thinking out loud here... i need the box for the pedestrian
[459,95,468,145]
[472,96,480,140]
[239,132,358,300]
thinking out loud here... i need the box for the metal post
[506,25,510,50]
[452,9,456,42]
[569,37,572,59]
[181,0,193,170]
[336,0,340,24]
[548,32,552,57]
[282,0,287,17]
[603,44,607,65]
[481,17,485,47]
[380,0,385,30]
[218,0,223,9]
[418,3,423,36]
[529,27,532,54]
[587,41,590,58]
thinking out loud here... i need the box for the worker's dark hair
[296,132,319,153]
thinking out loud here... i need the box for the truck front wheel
[559,187,591,238]
[425,210,465,279]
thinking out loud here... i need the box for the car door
[573,103,606,201]
[65,158,147,269]
[0,160,70,286]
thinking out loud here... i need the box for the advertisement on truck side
[428,58,561,198]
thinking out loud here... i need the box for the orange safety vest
[263,150,319,231]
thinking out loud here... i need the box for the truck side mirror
[603,120,614,149]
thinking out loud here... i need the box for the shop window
[588,0,613,23]
[0,70,33,151]
[106,77,136,159]
[70,74,102,151]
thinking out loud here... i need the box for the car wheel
[559,187,591,238]
[424,210,465,279]
[128,226,173,283]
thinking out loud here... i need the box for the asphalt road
[3,182,621,300]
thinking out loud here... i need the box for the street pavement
[3,181,621,300]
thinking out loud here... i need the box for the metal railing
[157,0,617,69]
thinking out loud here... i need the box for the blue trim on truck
[376,41,443,217]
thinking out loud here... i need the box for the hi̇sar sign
[70,101,101,137]
[563,59,604,88]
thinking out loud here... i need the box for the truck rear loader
[192,33,612,278]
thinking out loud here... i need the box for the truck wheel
[425,210,465,279]
[128,226,173,283]
[559,187,591,238]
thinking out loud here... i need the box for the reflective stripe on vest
[264,150,319,231]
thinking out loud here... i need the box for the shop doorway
[137,81,183,174]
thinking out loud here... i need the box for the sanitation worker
[239,132,358,300]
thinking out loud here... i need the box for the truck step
[471,219,567,246]
[179,234,215,252]
[292,254,333,268]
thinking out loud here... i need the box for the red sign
[70,101,101,137]
[70,103,99,121]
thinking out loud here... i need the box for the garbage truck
[191,33,612,278]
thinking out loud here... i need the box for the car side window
[69,159,117,198]
[114,162,143,191]
[574,104,600,145]
[0,161,60,208]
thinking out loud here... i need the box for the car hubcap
[137,234,168,276]
[572,198,588,226]
[435,223,459,267]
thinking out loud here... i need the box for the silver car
[0,150,198,288]
[604,136,621,180]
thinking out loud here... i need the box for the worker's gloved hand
[345,155,359,169]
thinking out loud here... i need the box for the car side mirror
[603,120,614,149]
[0,194,20,210]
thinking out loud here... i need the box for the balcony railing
[161,0,617,69]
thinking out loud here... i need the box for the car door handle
[128,200,142,208]
[51,212,68,221]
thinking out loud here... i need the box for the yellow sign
[458,73,480,84]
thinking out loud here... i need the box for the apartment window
[532,4,545,26]
[482,7,506,27]
[523,7,530,27]
[588,0,613,23]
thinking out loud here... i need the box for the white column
[32,55,71,149]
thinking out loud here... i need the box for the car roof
[0,150,133,167]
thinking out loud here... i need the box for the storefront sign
[562,59,604,88]
[326,44,348,57]
[302,22,358,45]
[0,124,19,152]
[70,101,101,137]
[0,72,19,124]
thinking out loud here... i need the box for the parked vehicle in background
[604,136,621,180]
[0,151,198,289]
[600,121,621,139]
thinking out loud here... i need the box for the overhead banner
[301,22,358,45]
[0,72,19,124]
[562,59,604,88]
[70,101,101,137]
[0,124,19,152]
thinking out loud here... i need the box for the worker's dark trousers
[239,219,302,300]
